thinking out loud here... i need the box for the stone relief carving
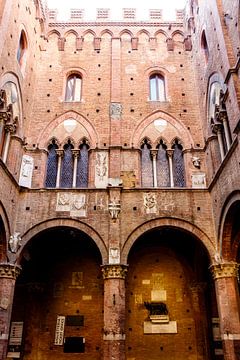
[144,193,157,214]
[191,173,206,188]
[110,102,122,120]
[120,171,136,188]
[108,197,121,220]
[19,155,34,188]
[95,152,108,188]
[56,193,86,217]
[192,156,201,169]
[109,247,120,264]
[9,232,22,253]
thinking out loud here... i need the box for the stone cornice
[102,264,128,279]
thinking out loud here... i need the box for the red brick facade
[0,0,240,359]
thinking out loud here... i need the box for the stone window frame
[64,71,82,102]
[149,72,166,102]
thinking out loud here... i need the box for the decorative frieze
[0,264,21,279]
[210,262,239,280]
[101,264,128,279]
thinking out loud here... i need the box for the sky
[46,0,187,21]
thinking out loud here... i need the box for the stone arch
[100,29,113,38]
[121,217,215,264]
[154,29,168,38]
[131,111,194,149]
[64,29,79,38]
[37,111,99,149]
[19,218,108,264]
[171,30,185,41]
[119,29,133,39]
[47,29,61,39]
[218,191,240,260]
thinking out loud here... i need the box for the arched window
[149,74,166,101]
[172,140,185,187]
[209,81,222,122]
[201,30,209,63]
[60,141,74,188]
[17,30,28,68]
[65,74,82,102]
[45,140,58,188]
[156,140,170,187]
[76,141,89,187]
[141,139,153,187]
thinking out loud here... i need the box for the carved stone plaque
[109,247,120,264]
[144,193,157,214]
[110,102,122,120]
[191,173,206,188]
[56,193,86,217]
[54,316,65,345]
[95,152,108,188]
[19,155,34,188]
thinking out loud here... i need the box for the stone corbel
[101,264,128,279]
[210,262,239,280]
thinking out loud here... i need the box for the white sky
[46,0,187,21]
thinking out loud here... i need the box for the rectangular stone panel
[144,321,177,334]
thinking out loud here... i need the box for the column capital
[210,262,239,280]
[166,149,174,158]
[102,264,128,279]
[72,149,80,158]
[0,263,21,279]
[150,149,158,159]
[56,149,64,157]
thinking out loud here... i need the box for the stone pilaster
[0,263,21,359]
[102,264,128,360]
[210,262,240,360]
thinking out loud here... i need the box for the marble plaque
[152,273,164,289]
[151,290,167,302]
[19,155,34,188]
[82,295,92,301]
[144,321,177,334]
[191,173,206,188]
[135,294,143,304]
[54,316,65,345]
[95,152,108,188]
[142,279,150,285]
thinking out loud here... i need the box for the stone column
[167,149,174,187]
[102,264,128,360]
[56,149,64,188]
[210,262,240,360]
[0,263,21,359]
[150,150,158,188]
[212,123,225,161]
[190,282,211,360]
[2,123,16,163]
[72,149,79,188]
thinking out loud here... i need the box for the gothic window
[149,74,166,101]
[65,74,82,102]
[17,30,28,68]
[141,139,153,187]
[45,140,58,188]
[201,30,209,63]
[208,78,232,160]
[156,140,170,187]
[60,141,74,188]
[172,140,185,187]
[76,141,89,187]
